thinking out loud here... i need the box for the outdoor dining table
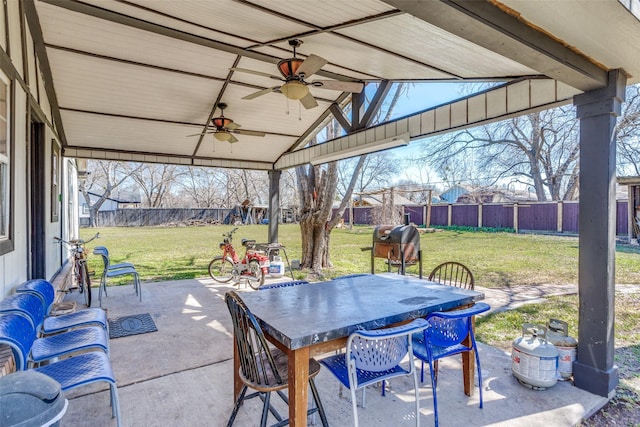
[235,273,485,427]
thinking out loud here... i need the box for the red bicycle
[208,228,270,289]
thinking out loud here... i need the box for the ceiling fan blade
[228,134,239,143]
[300,92,319,110]
[311,80,364,93]
[230,67,282,81]
[235,129,266,137]
[186,131,214,137]
[226,122,241,130]
[242,86,281,100]
[296,54,327,78]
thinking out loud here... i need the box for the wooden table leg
[462,317,476,396]
[288,346,310,427]
[233,333,242,401]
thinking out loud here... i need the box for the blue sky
[383,82,470,186]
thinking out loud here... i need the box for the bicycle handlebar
[222,227,239,239]
[54,232,100,247]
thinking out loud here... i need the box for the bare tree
[337,152,401,198]
[79,160,140,227]
[129,163,184,207]
[617,84,640,176]
[177,167,225,207]
[422,106,581,201]
[296,83,406,274]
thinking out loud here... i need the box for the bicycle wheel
[208,256,235,283]
[78,262,92,307]
[246,260,265,290]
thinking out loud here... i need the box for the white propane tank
[269,256,285,278]
[512,324,559,390]
[546,318,577,380]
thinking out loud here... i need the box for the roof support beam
[329,104,351,133]
[359,81,392,128]
[22,0,67,145]
[383,0,608,91]
[64,146,274,171]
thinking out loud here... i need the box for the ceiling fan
[232,39,364,109]
[189,103,265,143]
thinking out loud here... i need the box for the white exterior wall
[0,4,78,298]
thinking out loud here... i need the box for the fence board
[518,203,557,231]
[482,204,514,229]
[404,206,424,225]
[95,208,231,227]
[451,205,478,227]
[562,202,579,233]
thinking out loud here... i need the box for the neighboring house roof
[439,185,471,203]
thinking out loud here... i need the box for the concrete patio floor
[57,277,607,427]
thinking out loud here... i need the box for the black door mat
[108,313,158,339]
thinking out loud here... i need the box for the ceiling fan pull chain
[298,101,302,121]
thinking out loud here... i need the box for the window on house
[0,70,10,252]
[82,203,89,214]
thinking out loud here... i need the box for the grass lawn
[81,224,640,287]
[81,224,640,421]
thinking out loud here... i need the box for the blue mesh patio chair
[16,279,108,334]
[0,313,121,427]
[0,293,109,365]
[258,280,309,290]
[94,247,141,304]
[412,302,490,427]
[225,291,329,427]
[425,262,476,381]
[320,318,428,427]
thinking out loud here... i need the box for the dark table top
[240,273,484,350]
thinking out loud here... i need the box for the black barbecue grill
[369,225,422,277]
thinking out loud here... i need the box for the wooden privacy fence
[341,200,630,235]
[95,208,232,227]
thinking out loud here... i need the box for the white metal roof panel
[77,0,258,48]
[37,2,239,79]
[336,14,539,79]
[61,110,199,156]
[47,49,222,124]
[260,0,396,27]
[113,0,313,43]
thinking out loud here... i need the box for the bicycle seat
[241,239,256,247]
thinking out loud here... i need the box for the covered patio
[58,275,607,427]
[2,1,639,424]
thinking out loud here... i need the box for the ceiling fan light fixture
[281,80,309,100]
[212,117,232,128]
[214,131,232,142]
[277,58,303,78]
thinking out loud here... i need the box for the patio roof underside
[27,0,640,170]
